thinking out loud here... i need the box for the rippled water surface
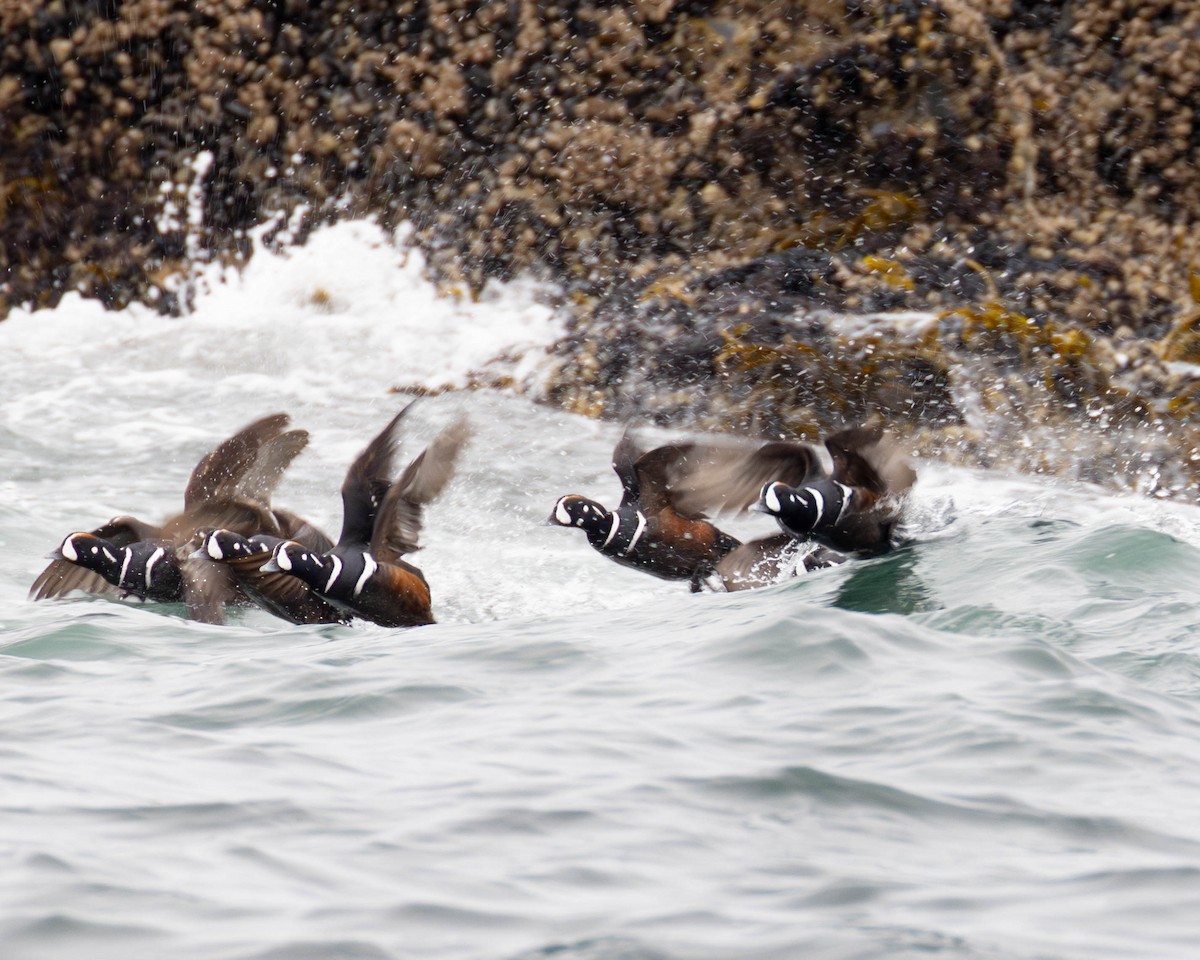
[4,225,1200,960]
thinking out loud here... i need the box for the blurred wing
[163,500,280,549]
[390,416,469,507]
[30,561,121,601]
[631,442,696,518]
[174,428,309,549]
[611,426,644,505]
[716,533,798,587]
[670,439,824,517]
[235,429,309,508]
[184,413,290,510]
[340,403,417,545]
[370,416,470,561]
[825,425,915,497]
[180,557,238,624]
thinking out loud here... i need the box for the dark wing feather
[631,442,696,518]
[218,551,345,625]
[94,515,163,544]
[669,438,824,517]
[611,426,644,505]
[30,515,161,601]
[241,571,348,625]
[714,533,799,589]
[30,561,122,601]
[184,413,290,510]
[180,557,238,624]
[179,418,305,550]
[824,426,915,497]
[235,429,309,509]
[370,416,470,562]
[273,508,335,553]
[162,500,279,548]
[339,403,417,546]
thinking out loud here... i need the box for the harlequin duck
[548,428,747,592]
[32,513,163,605]
[656,425,911,575]
[750,425,916,556]
[192,529,347,625]
[49,529,185,603]
[262,403,469,628]
[31,413,313,622]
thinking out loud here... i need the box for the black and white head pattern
[270,542,379,601]
[199,530,261,562]
[60,533,118,569]
[60,533,171,593]
[549,495,610,532]
[270,541,328,582]
[756,481,854,535]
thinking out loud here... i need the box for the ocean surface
[3,222,1200,960]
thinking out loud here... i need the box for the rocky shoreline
[4,1,1200,493]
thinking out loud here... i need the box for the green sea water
[3,231,1200,960]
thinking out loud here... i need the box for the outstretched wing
[339,403,417,546]
[29,515,161,601]
[370,416,470,562]
[669,438,824,517]
[825,425,915,497]
[611,426,644,507]
[631,441,697,518]
[162,499,280,549]
[30,561,121,602]
[183,413,291,510]
[235,428,310,510]
[175,420,308,548]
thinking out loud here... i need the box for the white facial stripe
[276,547,293,571]
[554,500,572,525]
[764,485,782,514]
[61,537,79,562]
[119,548,133,587]
[206,536,224,561]
[144,547,165,588]
[324,554,343,593]
[623,511,648,556]
[601,513,621,548]
[353,554,377,597]
[835,483,854,522]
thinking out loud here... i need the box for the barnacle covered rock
[4,0,1200,491]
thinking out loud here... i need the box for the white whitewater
[3,221,1200,960]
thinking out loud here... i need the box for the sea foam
[0,219,563,439]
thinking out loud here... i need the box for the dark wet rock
[534,243,1200,497]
